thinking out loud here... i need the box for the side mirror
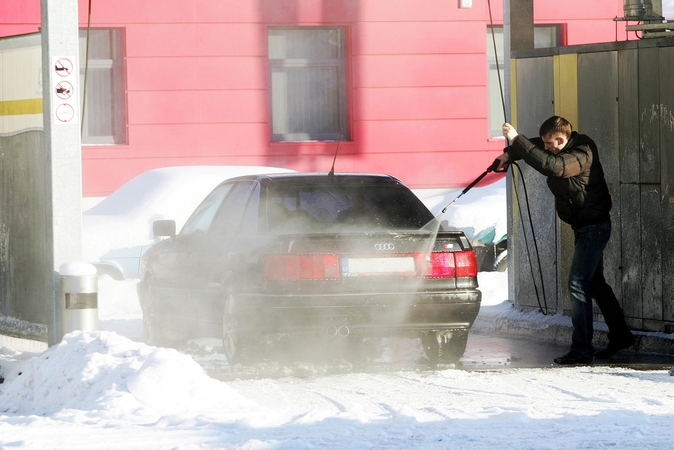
[153,219,176,238]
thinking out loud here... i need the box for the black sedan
[137,173,482,364]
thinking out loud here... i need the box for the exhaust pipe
[325,325,350,337]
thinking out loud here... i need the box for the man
[496,116,634,364]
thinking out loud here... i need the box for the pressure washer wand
[441,159,505,213]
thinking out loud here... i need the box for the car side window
[240,183,261,233]
[181,183,234,236]
[209,182,255,235]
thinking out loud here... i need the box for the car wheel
[222,292,260,365]
[493,249,508,272]
[420,329,469,364]
[142,283,170,347]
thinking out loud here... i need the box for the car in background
[460,228,507,272]
[83,165,294,280]
[137,172,482,365]
[419,177,508,272]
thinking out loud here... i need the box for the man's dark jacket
[507,131,612,229]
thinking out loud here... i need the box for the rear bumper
[238,290,481,336]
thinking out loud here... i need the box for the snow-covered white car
[83,166,294,280]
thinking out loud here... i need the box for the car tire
[420,329,469,364]
[222,292,261,365]
[142,283,170,347]
[493,249,508,272]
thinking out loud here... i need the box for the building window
[268,27,349,142]
[487,25,561,137]
[79,28,126,145]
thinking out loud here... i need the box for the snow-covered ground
[1,168,674,449]
[4,272,674,449]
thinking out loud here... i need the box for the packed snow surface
[3,324,674,449]
[2,166,674,449]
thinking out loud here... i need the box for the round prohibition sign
[54,58,74,77]
[55,104,75,122]
[55,81,74,99]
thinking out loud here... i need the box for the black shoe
[554,350,592,365]
[595,334,636,359]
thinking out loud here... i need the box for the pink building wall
[0,0,626,196]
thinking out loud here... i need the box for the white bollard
[59,262,98,337]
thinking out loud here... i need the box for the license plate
[341,257,416,276]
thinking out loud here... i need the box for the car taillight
[454,250,478,277]
[419,252,455,277]
[264,254,340,280]
[418,250,477,278]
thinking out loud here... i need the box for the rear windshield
[266,182,434,233]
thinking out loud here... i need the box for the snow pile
[3,335,674,449]
[0,331,258,417]
[476,271,509,306]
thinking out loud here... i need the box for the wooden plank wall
[660,46,674,327]
[512,41,674,332]
[512,56,557,314]
[618,48,642,329]
[577,50,621,321]
[638,46,664,330]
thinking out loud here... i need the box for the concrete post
[41,0,84,345]
[508,0,534,51]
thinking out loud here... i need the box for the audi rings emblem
[374,243,395,251]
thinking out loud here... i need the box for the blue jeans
[568,220,631,358]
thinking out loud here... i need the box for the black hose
[487,0,548,315]
[511,162,549,315]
